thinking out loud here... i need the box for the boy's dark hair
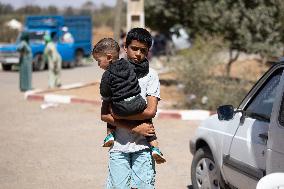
[125,28,152,49]
[92,38,120,59]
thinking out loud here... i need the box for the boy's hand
[110,108,122,119]
[132,122,155,136]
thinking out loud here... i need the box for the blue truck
[0,15,92,71]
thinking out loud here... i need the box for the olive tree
[145,0,284,76]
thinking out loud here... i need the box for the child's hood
[108,58,133,79]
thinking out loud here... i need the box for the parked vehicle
[190,62,284,189]
[0,15,92,71]
[170,26,191,51]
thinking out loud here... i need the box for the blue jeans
[106,149,156,189]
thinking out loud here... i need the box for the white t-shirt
[109,68,160,153]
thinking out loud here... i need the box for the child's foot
[151,147,166,164]
[102,133,114,147]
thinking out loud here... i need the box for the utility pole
[114,0,123,42]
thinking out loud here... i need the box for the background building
[127,0,144,31]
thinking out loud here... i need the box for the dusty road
[0,64,199,188]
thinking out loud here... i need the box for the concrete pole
[127,0,145,31]
[114,0,123,42]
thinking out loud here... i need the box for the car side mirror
[217,105,235,121]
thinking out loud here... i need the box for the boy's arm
[111,95,158,120]
[101,100,155,136]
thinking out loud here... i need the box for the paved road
[0,64,199,188]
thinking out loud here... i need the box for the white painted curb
[180,110,211,120]
[156,109,211,121]
[44,94,73,104]
[25,82,212,121]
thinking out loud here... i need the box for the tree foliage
[145,0,284,75]
[176,36,251,110]
[0,2,14,14]
[145,0,193,35]
[191,0,283,75]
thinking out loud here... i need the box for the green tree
[190,0,282,75]
[80,1,95,15]
[0,3,14,14]
[64,6,75,16]
[45,6,58,14]
[92,4,126,28]
[145,0,193,35]
[17,5,42,14]
[145,0,283,76]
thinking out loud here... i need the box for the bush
[175,36,253,111]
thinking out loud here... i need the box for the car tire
[191,147,227,189]
[67,61,75,68]
[2,64,12,71]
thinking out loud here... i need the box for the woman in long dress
[17,33,32,92]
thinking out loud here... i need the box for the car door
[266,68,284,174]
[222,66,284,189]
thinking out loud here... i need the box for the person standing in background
[44,34,62,88]
[61,26,74,43]
[17,32,32,92]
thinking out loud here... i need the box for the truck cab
[190,62,284,189]
[0,15,92,71]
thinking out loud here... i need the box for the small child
[93,38,166,164]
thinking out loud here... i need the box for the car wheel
[67,61,75,68]
[33,53,46,71]
[191,147,226,189]
[2,64,12,71]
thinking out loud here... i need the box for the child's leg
[146,137,159,148]
[149,139,158,147]
[146,128,166,164]
[102,123,116,147]
[107,127,115,135]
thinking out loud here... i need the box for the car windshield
[17,31,45,44]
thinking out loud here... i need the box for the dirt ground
[215,59,269,81]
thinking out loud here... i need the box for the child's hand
[110,107,125,120]
[112,113,120,119]
[110,108,121,119]
[132,123,155,136]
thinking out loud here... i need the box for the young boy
[100,28,162,188]
[93,37,166,164]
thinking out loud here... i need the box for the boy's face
[124,40,149,64]
[93,53,112,70]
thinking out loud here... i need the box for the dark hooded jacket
[100,58,141,102]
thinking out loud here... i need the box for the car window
[245,68,283,120]
[278,96,284,126]
[278,76,284,126]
